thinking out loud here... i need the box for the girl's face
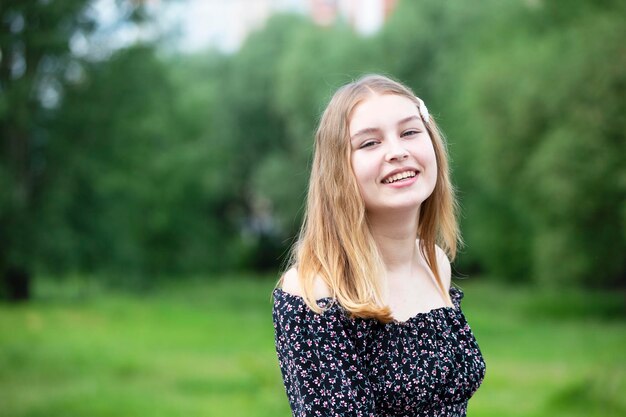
[349,94,437,215]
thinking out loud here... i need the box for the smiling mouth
[382,170,418,184]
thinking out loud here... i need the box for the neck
[367,207,420,275]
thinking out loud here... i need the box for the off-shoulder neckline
[273,286,462,325]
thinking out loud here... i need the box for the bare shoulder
[435,245,452,292]
[280,268,303,295]
[280,267,332,299]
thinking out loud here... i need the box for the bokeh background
[1,0,625,416]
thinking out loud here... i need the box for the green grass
[0,275,624,417]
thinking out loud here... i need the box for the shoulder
[275,268,341,327]
[435,244,452,292]
[280,268,303,295]
[280,267,333,300]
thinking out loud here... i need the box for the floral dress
[272,286,486,417]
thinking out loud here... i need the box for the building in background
[157,0,399,53]
[309,0,398,35]
[160,0,304,53]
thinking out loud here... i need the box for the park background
[1,0,624,416]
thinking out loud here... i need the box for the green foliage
[452,2,626,285]
[0,0,96,274]
[0,1,151,294]
[1,0,624,287]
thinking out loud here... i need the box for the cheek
[425,146,439,187]
[412,139,438,185]
[428,148,438,172]
[420,140,437,169]
[350,154,374,185]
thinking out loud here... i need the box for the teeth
[383,170,416,184]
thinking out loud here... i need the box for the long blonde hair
[284,74,460,323]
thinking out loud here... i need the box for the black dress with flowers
[272,286,486,417]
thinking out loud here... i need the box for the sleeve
[273,293,376,417]
[449,286,464,309]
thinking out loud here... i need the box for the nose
[385,137,409,162]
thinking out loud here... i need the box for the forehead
[349,94,419,133]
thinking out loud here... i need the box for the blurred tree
[206,15,308,270]
[41,45,176,276]
[0,0,95,299]
[449,0,626,286]
[2,0,622,290]
[0,0,146,298]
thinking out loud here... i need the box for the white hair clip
[417,98,430,123]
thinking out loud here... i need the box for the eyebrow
[350,115,421,141]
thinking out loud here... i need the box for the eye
[401,129,421,138]
[359,139,379,149]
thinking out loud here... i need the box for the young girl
[272,74,486,417]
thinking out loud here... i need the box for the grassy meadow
[0,275,624,417]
